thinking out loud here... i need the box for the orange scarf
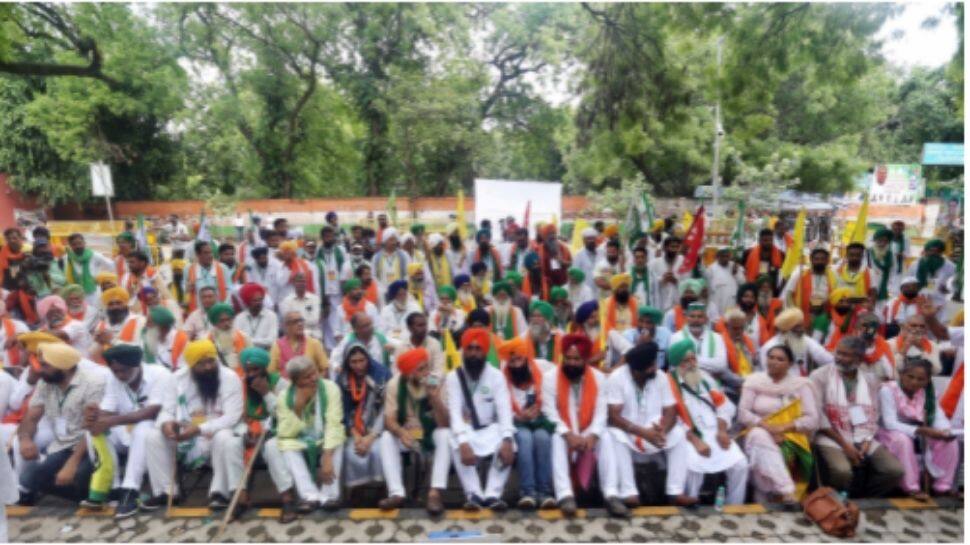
[894,334,932,355]
[745,244,783,282]
[799,270,836,323]
[758,299,783,340]
[824,310,859,351]
[940,364,964,419]
[17,291,38,326]
[715,320,755,375]
[362,281,379,305]
[673,306,686,331]
[0,244,24,273]
[863,336,894,369]
[349,373,368,434]
[888,295,917,323]
[556,367,597,433]
[169,330,189,370]
[115,255,128,277]
[668,372,726,435]
[604,296,638,334]
[188,263,228,313]
[125,266,157,294]
[286,258,315,293]
[342,296,368,321]
[504,359,544,416]
[3,318,19,367]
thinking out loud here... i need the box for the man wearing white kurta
[315,226,352,349]
[649,237,688,312]
[445,327,516,510]
[668,303,728,377]
[543,333,628,517]
[572,229,600,291]
[605,342,693,506]
[233,283,279,351]
[705,248,746,317]
[665,338,749,504]
[145,340,244,508]
[759,308,835,377]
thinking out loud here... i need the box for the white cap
[428,233,444,247]
[382,227,399,242]
[582,227,598,238]
[401,233,415,244]
[900,276,919,286]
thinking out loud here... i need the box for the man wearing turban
[566,266,594,311]
[378,347,452,515]
[488,281,527,342]
[815,288,862,351]
[663,278,704,333]
[207,302,251,369]
[534,222,572,301]
[315,224,352,349]
[601,274,638,357]
[906,238,956,308]
[541,333,628,517]
[407,260,438,315]
[443,327,516,510]
[370,226,411,296]
[142,306,189,370]
[664,338,749,506]
[380,279,422,341]
[233,283,278,351]
[452,273,477,314]
[63,233,115,305]
[36,295,90,352]
[609,305,673,371]
[867,228,901,309]
[17,342,107,506]
[427,231,456,290]
[335,277,380,342]
[572,228,599,292]
[60,283,100,338]
[276,239,315,304]
[522,300,564,365]
[279,270,323,343]
[145,339,245,512]
[91,287,146,361]
[472,229,504,282]
[429,285,466,338]
[548,286,572,330]
[668,301,730,384]
[84,344,172,516]
[759,307,835,377]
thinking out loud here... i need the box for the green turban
[549,286,568,302]
[568,267,585,282]
[207,302,235,324]
[117,232,136,245]
[679,278,705,296]
[149,306,175,328]
[240,347,270,368]
[342,278,362,294]
[59,284,85,299]
[666,338,696,368]
[925,238,946,252]
[437,285,457,300]
[530,300,554,322]
[491,281,513,297]
[873,228,893,241]
[410,223,425,235]
[638,306,663,324]
[504,271,523,287]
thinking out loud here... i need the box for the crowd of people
[0,208,963,531]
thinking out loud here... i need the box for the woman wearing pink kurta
[738,345,820,504]
[877,359,959,499]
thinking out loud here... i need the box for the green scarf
[285,379,328,474]
[314,246,345,297]
[492,308,515,340]
[396,378,436,451]
[66,248,96,295]
[247,373,280,420]
[346,332,391,368]
[867,248,893,301]
[631,267,649,298]
[810,312,831,338]
[916,255,945,289]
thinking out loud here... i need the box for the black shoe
[114,489,139,519]
[484,497,507,511]
[463,494,484,511]
[517,496,537,510]
[140,494,168,512]
[321,500,341,512]
[605,496,631,518]
[209,493,229,510]
[559,497,578,517]
[539,496,557,510]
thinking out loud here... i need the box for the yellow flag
[443,329,461,371]
[456,189,468,241]
[850,192,869,244]
[681,210,693,233]
[571,219,590,253]
[598,297,607,351]
[780,208,805,279]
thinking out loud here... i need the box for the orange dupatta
[940,365,964,419]
[604,296,638,334]
[556,366,597,433]
[714,320,755,375]
[745,244,782,282]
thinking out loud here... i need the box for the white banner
[473,179,562,238]
[90,162,113,197]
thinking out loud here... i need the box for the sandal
[279,503,299,524]
[296,500,318,514]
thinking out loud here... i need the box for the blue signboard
[922,143,964,166]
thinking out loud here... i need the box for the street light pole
[711,36,724,216]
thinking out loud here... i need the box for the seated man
[380,280,422,340]
[393,311,446,376]
[668,302,728,379]
[544,334,627,517]
[609,305,672,370]
[488,281,527,342]
[336,343,391,494]
[264,355,345,515]
[549,287,573,331]
[207,302,251,368]
[664,339,749,505]
[606,342,692,510]
[17,343,106,505]
[500,337,556,510]
[336,278,380,342]
[270,311,329,379]
[760,308,834,377]
[429,286,466,337]
[714,309,758,399]
[446,327,515,510]
[663,279,703,333]
[84,344,171,517]
[522,300,564,365]
[810,336,904,497]
[892,315,942,375]
[378,348,452,515]
[143,307,189,370]
[145,340,244,510]
[91,287,146,361]
[233,283,278,352]
[183,286,218,340]
[330,312,394,376]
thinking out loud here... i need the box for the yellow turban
[768,217,779,229]
[828,288,854,306]
[610,273,632,290]
[651,219,665,232]
[101,286,130,306]
[407,262,424,277]
[17,331,65,353]
[95,272,118,286]
[38,342,80,370]
[774,308,804,333]
[183,339,218,367]
[603,224,619,237]
[279,240,298,254]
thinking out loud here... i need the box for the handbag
[801,486,860,538]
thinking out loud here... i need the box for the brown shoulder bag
[801,486,860,538]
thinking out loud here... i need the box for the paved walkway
[7,498,963,542]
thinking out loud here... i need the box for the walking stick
[216,428,269,539]
[166,423,180,517]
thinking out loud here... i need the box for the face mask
[107,308,129,324]
[449,235,462,247]
[665,250,677,260]
[562,364,586,381]
[834,305,850,316]
[585,242,597,252]
[463,356,486,376]
[42,370,66,384]
[509,364,532,384]
[836,362,855,375]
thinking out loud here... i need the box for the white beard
[784,333,808,362]
[144,328,160,353]
[493,300,511,323]
[682,368,702,390]
[393,300,407,312]
[212,328,234,352]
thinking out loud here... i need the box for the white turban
[582,227,598,239]
[428,233,444,247]
[382,227,399,242]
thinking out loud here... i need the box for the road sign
[90,162,114,197]
[922,143,964,166]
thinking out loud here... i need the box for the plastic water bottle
[714,485,726,512]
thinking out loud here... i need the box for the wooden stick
[215,428,269,539]
[166,423,180,517]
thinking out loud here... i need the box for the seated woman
[877,358,960,500]
[737,345,820,505]
[336,343,391,494]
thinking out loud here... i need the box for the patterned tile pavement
[7,499,964,543]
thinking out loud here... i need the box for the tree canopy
[0,2,962,204]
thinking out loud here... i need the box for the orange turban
[497,337,530,362]
[561,333,592,359]
[396,347,428,376]
[541,223,557,237]
[461,327,491,352]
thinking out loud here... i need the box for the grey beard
[784,333,808,361]
[529,323,550,340]
[682,369,702,390]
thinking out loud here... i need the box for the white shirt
[232,308,279,350]
[606,366,675,434]
[648,255,687,312]
[0,317,29,367]
[568,282,595,311]
[281,293,322,339]
[705,262,745,317]
[669,328,728,375]
[100,364,172,414]
[878,383,950,438]
[573,248,599,290]
[379,300,423,340]
[159,365,243,436]
[446,365,515,446]
[542,365,608,438]
[313,246,352,297]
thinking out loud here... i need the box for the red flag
[677,205,705,275]
[523,200,532,232]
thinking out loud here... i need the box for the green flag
[624,197,643,245]
[641,192,656,227]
